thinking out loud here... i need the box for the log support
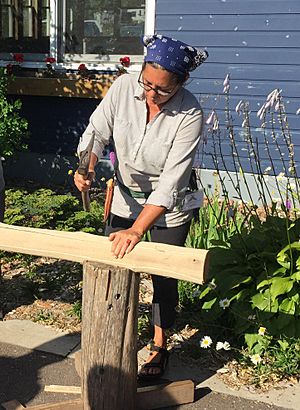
[81,262,139,410]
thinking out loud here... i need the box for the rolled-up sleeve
[146,108,203,210]
[77,76,121,160]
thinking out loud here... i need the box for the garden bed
[0,184,299,393]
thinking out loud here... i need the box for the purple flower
[285,199,292,210]
[109,151,116,166]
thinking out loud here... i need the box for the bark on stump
[81,262,140,410]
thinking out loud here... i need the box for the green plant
[0,68,29,157]
[70,300,82,320]
[179,76,300,387]
[181,194,250,309]
[242,334,300,386]
[198,216,300,339]
[138,313,151,340]
[198,331,300,388]
[186,195,248,250]
[34,310,55,324]
[4,188,104,233]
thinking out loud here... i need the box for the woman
[74,34,208,380]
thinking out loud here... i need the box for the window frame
[0,0,51,60]
[0,0,156,71]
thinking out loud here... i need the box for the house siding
[4,0,300,191]
[156,0,300,176]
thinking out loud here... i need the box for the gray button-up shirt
[78,73,203,227]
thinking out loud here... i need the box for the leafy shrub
[0,68,28,157]
[4,188,104,234]
[198,216,300,340]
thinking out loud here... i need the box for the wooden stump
[81,262,140,410]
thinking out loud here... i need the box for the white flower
[267,89,277,101]
[216,341,231,351]
[258,326,266,336]
[213,117,219,130]
[267,88,281,106]
[257,103,267,119]
[223,341,231,351]
[264,100,272,110]
[206,111,215,125]
[250,354,262,365]
[272,197,281,204]
[200,336,213,348]
[219,298,230,309]
[208,281,216,290]
[235,100,244,114]
[270,93,278,107]
[289,182,296,190]
[276,172,287,182]
[275,101,280,111]
[192,289,201,298]
[223,75,230,93]
[248,314,256,321]
[223,74,230,87]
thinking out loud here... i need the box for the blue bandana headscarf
[142,34,208,79]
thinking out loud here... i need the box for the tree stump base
[81,262,139,410]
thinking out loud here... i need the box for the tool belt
[117,178,152,199]
[103,169,199,222]
[103,177,152,223]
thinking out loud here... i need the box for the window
[0,0,151,66]
[0,0,50,54]
[64,0,145,60]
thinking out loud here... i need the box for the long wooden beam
[0,223,208,284]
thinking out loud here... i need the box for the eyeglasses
[138,72,177,97]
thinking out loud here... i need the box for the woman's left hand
[108,228,144,259]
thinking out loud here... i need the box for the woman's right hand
[74,170,95,192]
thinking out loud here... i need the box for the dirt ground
[0,255,299,395]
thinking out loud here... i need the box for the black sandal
[138,344,169,381]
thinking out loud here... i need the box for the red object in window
[13,53,24,63]
[6,64,13,75]
[45,57,56,64]
[120,56,130,67]
[78,63,87,71]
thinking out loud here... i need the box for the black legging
[105,213,191,329]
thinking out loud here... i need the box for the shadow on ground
[0,334,81,407]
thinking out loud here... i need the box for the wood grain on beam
[0,223,208,284]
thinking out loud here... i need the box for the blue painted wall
[14,95,98,156]
[5,95,113,185]
[156,0,300,176]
